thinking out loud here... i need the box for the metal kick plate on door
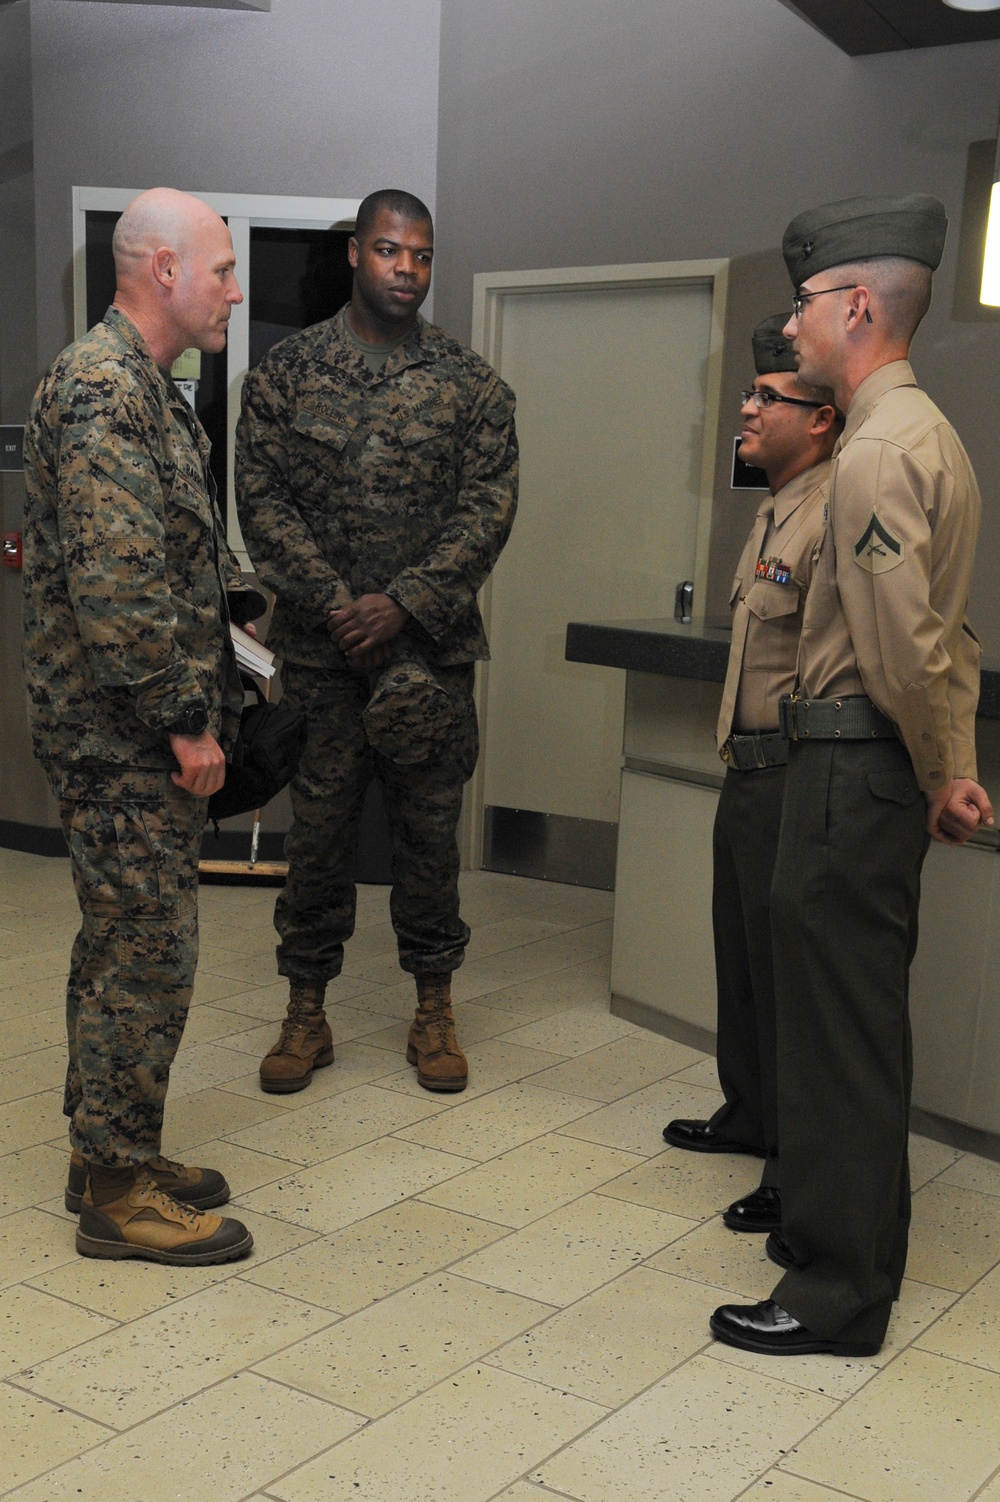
[483,806,617,891]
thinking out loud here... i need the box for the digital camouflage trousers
[52,764,207,1167]
[275,659,479,985]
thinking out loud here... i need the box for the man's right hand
[170,730,227,797]
[328,594,409,663]
[926,778,995,844]
[343,642,393,671]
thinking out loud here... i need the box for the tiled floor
[2,848,1000,1501]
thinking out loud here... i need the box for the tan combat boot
[65,1148,229,1214]
[76,1166,253,1265]
[259,981,334,1093]
[406,972,468,1092]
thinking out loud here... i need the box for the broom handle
[248,671,270,870]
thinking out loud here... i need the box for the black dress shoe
[709,1300,880,1357]
[765,1229,794,1269]
[722,1185,781,1232]
[661,1119,764,1156]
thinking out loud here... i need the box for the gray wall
[2,0,441,838]
[5,0,1000,838]
[435,0,1000,643]
[0,0,46,827]
[30,0,441,366]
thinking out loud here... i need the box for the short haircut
[793,374,844,425]
[836,256,933,342]
[354,189,433,243]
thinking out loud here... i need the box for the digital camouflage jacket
[22,307,246,771]
[235,309,518,670]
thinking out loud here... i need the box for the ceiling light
[942,1,1000,11]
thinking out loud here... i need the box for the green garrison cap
[752,314,797,375]
[782,194,947,288]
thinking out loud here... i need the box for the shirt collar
[102,305,157,364]
[772,457,831,526]
[841,359,916,446]
[333,304,431,381]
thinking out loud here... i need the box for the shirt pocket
[289,406,361,501]
[291,406,359,455]
[168,467,213,531]
[741,579,802,671]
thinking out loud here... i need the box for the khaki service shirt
[717,460,829,750]
[795,361,981,792]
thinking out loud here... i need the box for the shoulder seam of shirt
[840,431,958,491]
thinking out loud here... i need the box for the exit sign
[0,426,25,472]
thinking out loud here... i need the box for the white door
[470,262,727,887]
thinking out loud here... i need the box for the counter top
[566,617,1000,720]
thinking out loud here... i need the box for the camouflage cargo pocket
[63,798,182,922]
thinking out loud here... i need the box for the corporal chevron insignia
[854,511,904,575]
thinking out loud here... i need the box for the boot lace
[133,1168,204,1229]
[149,1154,187,1176]
[276,1013,318,1050]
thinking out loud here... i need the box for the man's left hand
[328,594,409,664]
[169,729,227,797]
[926,778,995,844]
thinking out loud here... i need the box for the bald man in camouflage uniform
[23,188,256,1264]
[237,189,517,1095]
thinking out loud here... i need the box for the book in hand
[230,623,275,680]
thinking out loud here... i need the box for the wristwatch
[167,704,209,737]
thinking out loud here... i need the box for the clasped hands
[327,593,409,670]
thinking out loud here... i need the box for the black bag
[207,681,308,824]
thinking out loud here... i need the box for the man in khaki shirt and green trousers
[711,193,993,1358]
[663,315,840,1234]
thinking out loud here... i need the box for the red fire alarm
[2,531,22,569]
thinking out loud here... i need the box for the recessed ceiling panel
[780,0,1000,53]
[60,0,270,11]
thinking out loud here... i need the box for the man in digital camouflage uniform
[711,195,992,1358]
[23,187,258,1265]
[663,315,840,1235]
[236,189,518,1095]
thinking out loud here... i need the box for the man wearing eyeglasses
[711,195,992,1359]
[664,315,840,1239]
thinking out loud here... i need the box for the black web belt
[721,731,789,772]
[779,693,899,742]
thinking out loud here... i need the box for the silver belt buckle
[784,695,800,742]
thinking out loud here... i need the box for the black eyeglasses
[740,389,823,411]
[792,284,873,323]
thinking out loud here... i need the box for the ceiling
[58,0,270,10]
[779,0,1000,53]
